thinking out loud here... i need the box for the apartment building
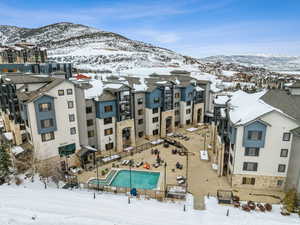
[216,88,300,191]
[0,43,47,64]
[76,73,210,154]
[0,74,84,168]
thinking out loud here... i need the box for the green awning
[58,143,76,157]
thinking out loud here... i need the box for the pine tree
[0,145,12,182]
[283,189,298,213]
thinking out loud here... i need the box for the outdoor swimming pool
[111,170,160,190]
[88,170,160,190]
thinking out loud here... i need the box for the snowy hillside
[0,22,192,72]
[1,184,299,225]
[202,55,300,73]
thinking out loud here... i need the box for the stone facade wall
[116,119,136,152]
[160,110,175,137]
[192,103,204,125]
[231,174,286,191]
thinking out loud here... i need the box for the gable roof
[260,89,300,122]
[17,77,65,102]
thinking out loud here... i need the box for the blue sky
[1,0,300,57]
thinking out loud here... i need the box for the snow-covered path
[0,185,299,225]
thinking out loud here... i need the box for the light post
[129,159,132,191]
[96,157,99,192]
[203,130,207,151]
[164,162,167,197]
[184,149,194,193]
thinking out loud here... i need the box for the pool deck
[77,125,285,209]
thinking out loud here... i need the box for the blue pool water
[110,170,160,190]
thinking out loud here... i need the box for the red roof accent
[74,74,91,80]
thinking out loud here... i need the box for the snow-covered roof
[228,90,274,125]
[214,95,230,105]
[195,86,204,92]
[104,83,123,89]
[222,70,237,77]
[133,77,148,91]
[84,79,103,99]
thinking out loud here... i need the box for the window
[41,132,54,142]
[41,119,54,128]
[67,89,73,95]
[138,109,143,115]
[68,101,74,109]
[87,119,93,127]
[283,132,291,141]
[104,117,112,125]
[186,109,191,114]
[277,180,284,186]
[175,93,180,98]
[137,98,143,104]
[245,147,259,156]
[152,108,159,114]
[186,119,191,125]
[87,130,95,138]
[247,131,262,141]
[104,128,113,136]
[174,102,179,107]
[153,97,160,103]
[280,149,288,157]
[175,110,179,115]
[70,127,76,135]
[138,131,144,137]
[138,119,143,124]
[104,105,113,112]
[187,101,191,106]
[152,117,159,123]
[86,106,92,114]
[105,143,114,150]
[230,154,233,165]
[39,103,51,112]
[278,164,286,173]
[175,121,180,127]
[153,129,159,135]
[69,114,75,122]
[242,177,255,185]
[243,162,258,171]
[58,90,64,96]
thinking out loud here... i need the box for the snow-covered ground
[0,179,299,225]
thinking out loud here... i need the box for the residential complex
[0,71,213,168]
[0,46,299,199]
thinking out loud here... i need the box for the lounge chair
[178,179,185,184]
[176,176,184,180]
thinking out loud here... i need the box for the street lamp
[129,159,132,191]
[95,157,99,192]
[164,162,167,197]
[184,149,194,194]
